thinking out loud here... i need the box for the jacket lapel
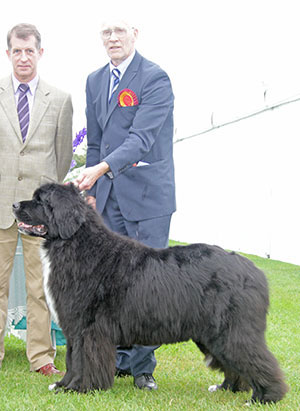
[24,79,49,145]
[104,52,142,128]
[100,66,110,119]
[0,76,23,142]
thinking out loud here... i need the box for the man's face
[6,35,43,82]
[101,21,138,66]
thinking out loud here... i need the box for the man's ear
[38,47,44,59]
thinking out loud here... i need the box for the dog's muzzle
[12,202,48,236]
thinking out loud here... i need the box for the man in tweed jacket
[0,23,73,375]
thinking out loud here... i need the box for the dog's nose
[12,202,20,210]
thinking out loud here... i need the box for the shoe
[115,368,131,378]
[36,363,64,376]
[134,374,158,390]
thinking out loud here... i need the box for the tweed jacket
[0,76,73,229]
[86,51,176,221]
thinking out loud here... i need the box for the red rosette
[118,89,139,107]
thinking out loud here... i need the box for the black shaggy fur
[12,183,288,403]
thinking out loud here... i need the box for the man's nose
[109,31,118,40]
[20,50,29,60]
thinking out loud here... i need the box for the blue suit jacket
[85,51,176,221]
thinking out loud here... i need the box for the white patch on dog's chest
[40,247,59,326]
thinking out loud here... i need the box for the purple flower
[69,128,87,170]
[72,127,87,153]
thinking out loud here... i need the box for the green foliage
[72,152,87,169]
[1,250,299,410]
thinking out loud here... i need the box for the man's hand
[75,162,110,191]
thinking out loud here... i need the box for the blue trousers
[101,185,172,376]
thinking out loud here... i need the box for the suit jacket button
[20,151,25,156]
[18,176,23,181]
[105,144,110,150]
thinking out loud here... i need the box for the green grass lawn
[0,250,299,410]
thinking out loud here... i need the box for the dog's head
[12,183,86,240]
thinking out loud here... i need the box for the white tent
[171,91,300,265]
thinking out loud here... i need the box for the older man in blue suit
[76,19,176,390]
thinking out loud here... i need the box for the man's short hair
[7,23,41,50]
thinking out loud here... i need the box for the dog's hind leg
[208,368,251,393]
[243,341,289,404]
[195,342,250,394]
[205,336,288,404]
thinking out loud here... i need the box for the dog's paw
[48,382,67,394]
[48,383,57,391]
[208,384,221,392]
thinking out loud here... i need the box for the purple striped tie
[17,83,30,142]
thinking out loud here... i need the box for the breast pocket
[118,106,139,124]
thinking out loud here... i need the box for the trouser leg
[0,224,18,365]
[116,345,158,377]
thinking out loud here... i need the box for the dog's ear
[50,184,86,239]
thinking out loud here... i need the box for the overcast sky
[1,0,300,137]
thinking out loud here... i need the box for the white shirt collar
[12,74,39,96]
[109,50,136,78]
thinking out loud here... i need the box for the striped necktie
[109,68,121,103]
[17,83,30,142]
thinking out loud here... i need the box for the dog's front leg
[50,335,84,393]
[61,335,85,392]
[63,332,115,392]
[54,339,75,390]
[80,326,116,392]
[49,340,74,392]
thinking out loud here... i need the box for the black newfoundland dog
[12,183,288,404]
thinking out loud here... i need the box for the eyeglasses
[101,27,131,40]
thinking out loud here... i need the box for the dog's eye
[33,197,45,208]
